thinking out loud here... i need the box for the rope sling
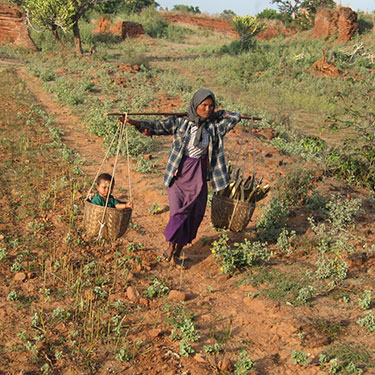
[211,118,257,232]
[83,114,132,240]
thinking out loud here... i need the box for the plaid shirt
[140,110,241,192]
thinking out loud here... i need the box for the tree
[94,0,158,14]
[221,9,236,20]
[70,0,110,55]
[271,0,335,21]
[23,0,75,48]
[172,4,201,14]
[232,15,264,50]
[222,9,236,16]
[256,8,283,20]
[16,0,111,54]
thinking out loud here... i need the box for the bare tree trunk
[72,20,83,55]
[51,25,67,49]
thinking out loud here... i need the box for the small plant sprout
[234,349,255,374]
[166,304,200,357]
[342,295,350,303]
[295,286,316,306]
[148,203,168,215]
[291,350,311,366]
[319,353,329,364]
[276,228,296,255]
[358,290,373,310]
[116,347,132,362]
[206,285,214,293]
[144,277,169,298]
[7,290,19,301]
[0,247,7,261]
[204,342,223,354]
[357,312,375,332]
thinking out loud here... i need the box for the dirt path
[9,63,329,374]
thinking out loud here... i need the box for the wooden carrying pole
[105,112,262,121]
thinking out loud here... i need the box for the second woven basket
[211,194,255,232]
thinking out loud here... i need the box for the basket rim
[212,194,256,207]
[85,199,132,213]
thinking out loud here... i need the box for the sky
[156,0,375,16]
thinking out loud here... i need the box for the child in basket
[91,173,133,209]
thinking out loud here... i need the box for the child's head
[96,173,115,199]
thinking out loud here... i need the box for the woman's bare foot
[162,242,175,262]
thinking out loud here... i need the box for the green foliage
[325,149,374,188]
[274,167,315,206]
[276,228,296,255]
[204,342,223,354]
[234,349,254,374]
[7,290,19,301]
[115,347,132,362]
[93,0,157,14]
[324,343,370,374]
[148,202,168,215]
[270,125,326,162]
[211,234,271,274]
[324,79,375,189]
[221,9,236,18]
[357,16,373,34]
[232,15,265,51]
[53,77,84,105]
[23,0,75,32]
[358,290,373,310]
[291,350,311,365]
[271,0,335,25]
[357,312,375,332]
[131,7,169,38]
[143,277,169,298]
[295,285,316,306]
[256,8,284,20]
[0,247,7,261]
[315,253,348,281]
[166,304,200,357]
[135,158,158,174]
[28,66,56,81]
[52,307,71,322]
[308,195,361,257]
[325,196,362,232]
[256,197,289,242]
[164,24,195,43]
[172,4,201,14]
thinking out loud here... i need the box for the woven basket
[211,194,255,232]
[83,200,132,240]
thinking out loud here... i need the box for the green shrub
[143,277,169,298]
[132,7,169,38]
[172,4,201,14]
[234,349,254,374]
[256,197,289,242]
[357,312,375,333]
[273,167,315,206]
[211,234,271,274]
[315,253,348,281]
[291,350,311,366]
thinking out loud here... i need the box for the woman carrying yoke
[125,89,242,266]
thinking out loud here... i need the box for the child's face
[97,180,113,199]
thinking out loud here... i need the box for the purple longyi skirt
[164,155,208,246]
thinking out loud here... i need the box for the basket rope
[85,113,132,240]
[86,124,120,201]
[226,118,257,230]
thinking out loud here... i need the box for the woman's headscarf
[186,89,216,147]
